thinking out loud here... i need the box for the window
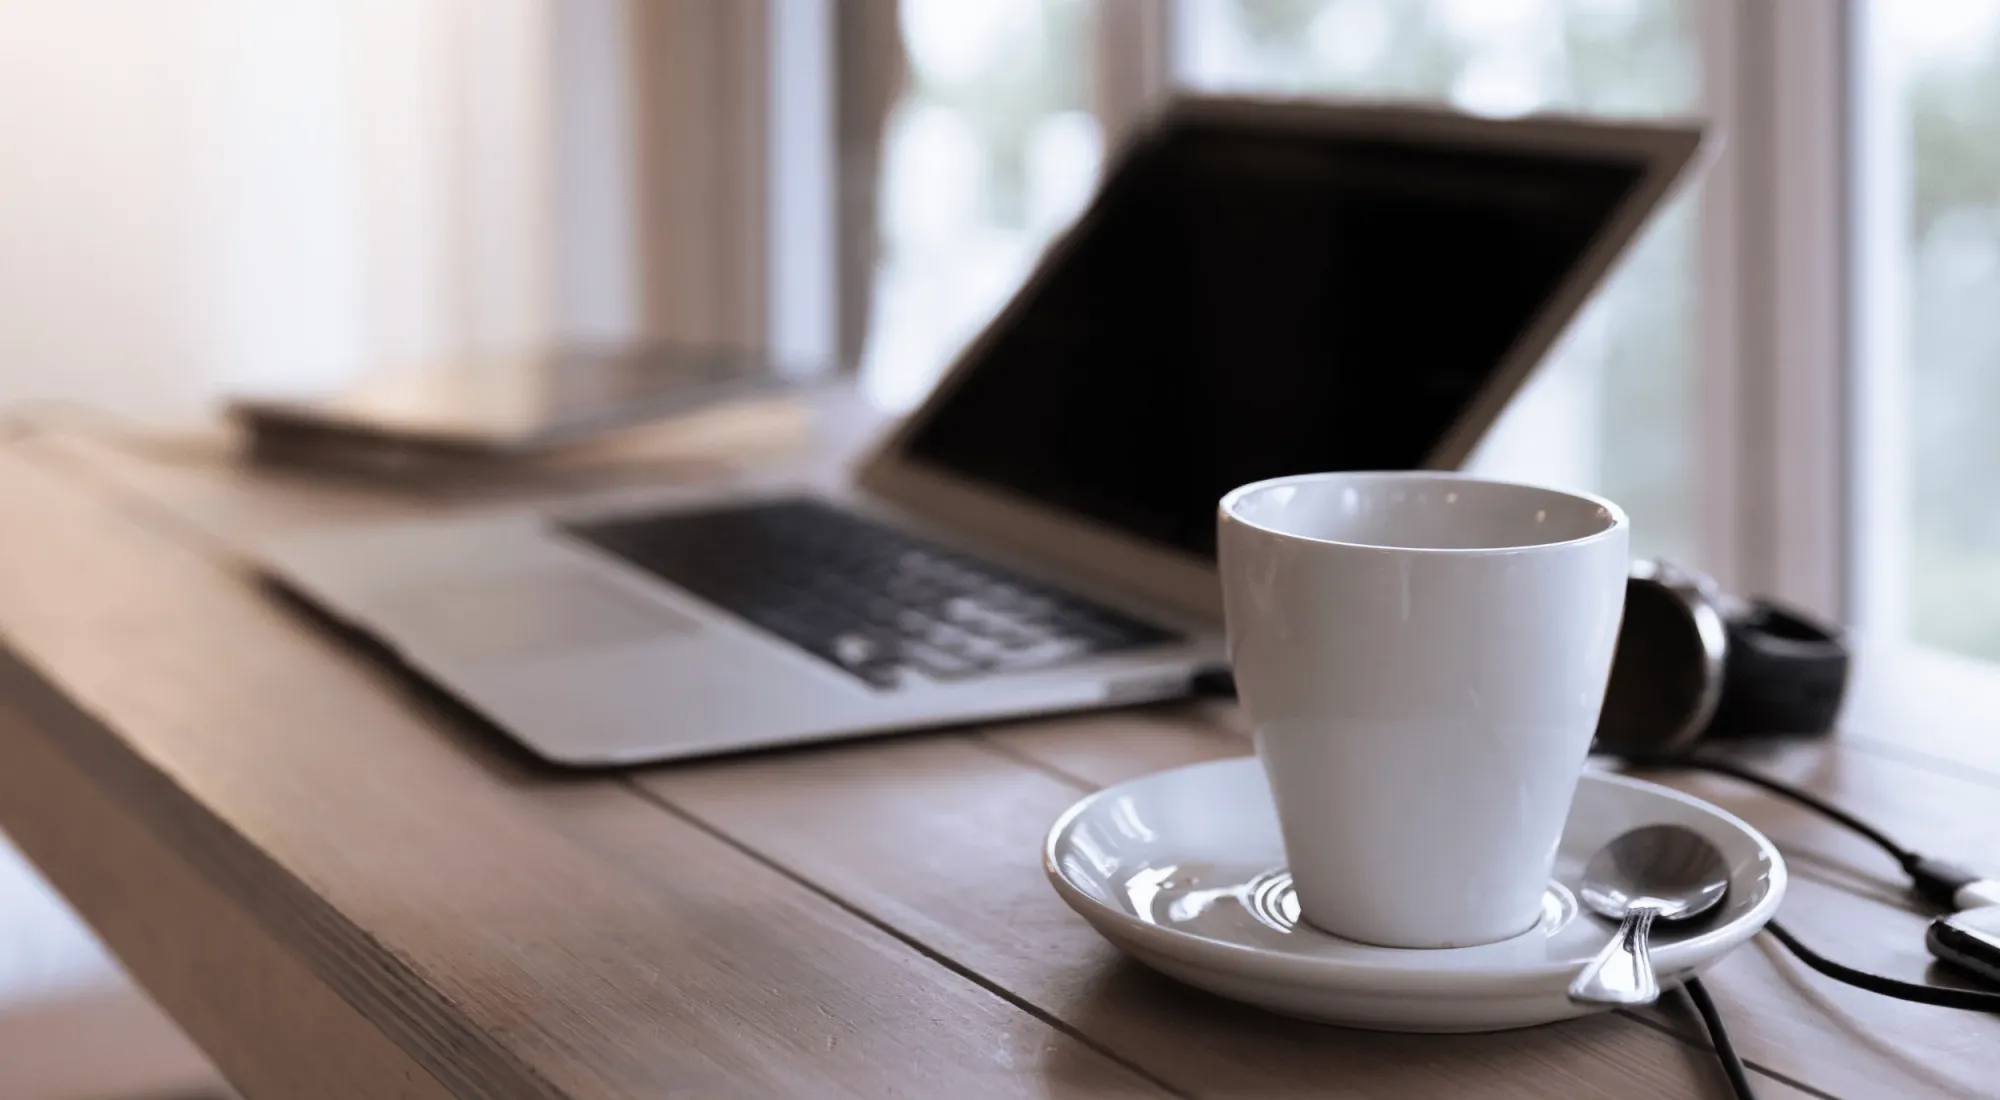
[1870,1,2000,663]
[839,1,2000,678]
[859,0,1104,409]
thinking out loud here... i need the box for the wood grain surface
[2,407,1995,1100]
[0,442,1166,1100]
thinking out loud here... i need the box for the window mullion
[1699,0,1854,619]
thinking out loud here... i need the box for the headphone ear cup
[1594,569,1726,757]
[1705,599,1849,738]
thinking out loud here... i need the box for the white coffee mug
[1218,472,1628,950]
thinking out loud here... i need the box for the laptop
[256,97,1700,766]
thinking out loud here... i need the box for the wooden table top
[0,397,1995,1100]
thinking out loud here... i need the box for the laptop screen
[898,111,1651,559]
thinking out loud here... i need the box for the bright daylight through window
[860,0,1103,412]
[1882,1,2000,663]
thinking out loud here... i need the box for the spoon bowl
[1568,824,1731,1006]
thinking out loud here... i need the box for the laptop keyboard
[563,498,1180,689]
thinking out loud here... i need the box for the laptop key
[830,632,881,669]
[992,637,1090,669]
[902,641,976,679]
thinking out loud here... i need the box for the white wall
[0,0,564,421]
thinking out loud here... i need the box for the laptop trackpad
[383,568,703,663]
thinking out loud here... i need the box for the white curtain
[0,5,774,1092]
[0,1,570,418]
[0,0,771,423]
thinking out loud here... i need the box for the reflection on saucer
[1133,865,1577,941]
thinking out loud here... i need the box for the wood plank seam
[1615,1006,1845,1100]
[613,775,1201,1100]
[963,731,1830,1099]
[1843,734,2000,792]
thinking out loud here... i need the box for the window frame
[1840,0,2000,691]
[1696,0,1853,620]
[1847,0,1911,641]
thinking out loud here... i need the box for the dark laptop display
[900,113,1648,559]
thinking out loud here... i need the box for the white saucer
[1043,758,1786,1032]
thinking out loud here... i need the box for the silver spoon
[1568,824,1731,1006]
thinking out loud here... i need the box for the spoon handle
[1569,905,1662,1006]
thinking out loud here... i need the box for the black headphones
[1594,559,1851,755]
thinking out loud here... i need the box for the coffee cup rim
[1218,471,1628,555]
